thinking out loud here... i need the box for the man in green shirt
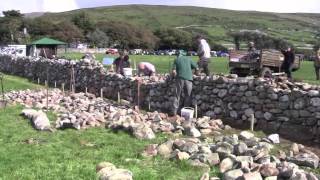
[172,50,199,116]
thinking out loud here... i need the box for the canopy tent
[27,37,67,58]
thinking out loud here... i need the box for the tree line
[0,10,318,52]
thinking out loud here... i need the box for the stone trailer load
[229,49,301,77]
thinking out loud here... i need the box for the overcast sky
[1,0,319,14]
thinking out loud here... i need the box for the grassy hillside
[39,5,320,46]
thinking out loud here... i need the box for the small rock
[264,176,277,180]
[259,164,279,177]
[176,152,190,161]
[207,153,220,166]
[142,144,158,157]
[200,172,210,180]
[291,143,300,155]
[96,162,116,173]
[239,131,254,141]
[99,168,133,180]
[220,158,234,173]
[267,134,280,144]
[287,153,319,169]
[189,127,202,138]
[223,169,243,180]
[234,142,248,156]
[242,172,263,180]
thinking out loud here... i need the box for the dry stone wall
[0,55,319,137]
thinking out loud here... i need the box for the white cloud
[0,0,319,14]
[0,0,79,14]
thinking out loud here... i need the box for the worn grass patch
[0,105,219,179]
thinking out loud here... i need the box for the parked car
[217,51,229,57]
[210,51,217,57]
[105,48,118,55]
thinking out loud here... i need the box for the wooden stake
[62,83,65,94]
[37,78,40,84]
[54,81,56,88]
[148,99,151,111]
[137,80,141,109]
[250,114,255,131]
[45,81,48,111]
[85,87,88,94]
[195,104,198,118]
[100,88,103,98]
[117,91,120,104]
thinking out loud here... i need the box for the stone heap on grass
[7,89,226,140]
[143,131,320,180]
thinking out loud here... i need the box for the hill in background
[38,5,320,47]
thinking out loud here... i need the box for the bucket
[123,68,132,77]
[181,107,194,120]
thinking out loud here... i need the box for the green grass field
[1,74,43,92]
[62,52,320,84]
[0,105,220,179]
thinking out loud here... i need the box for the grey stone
[220,158,234,173]
[267,134,280,144]
[176,152,190,161]
[223,169,243,180]
[181,142,199,154]
[311,98,320,107]
[234,142,248,156]
[239,131,254,141]
[259,164,279,177]
[207,153,220,166]
[287,153,319,169]
[294,98,306,109]
[279,95,289,102]
[263,112,272,121]
[242,172,263,180]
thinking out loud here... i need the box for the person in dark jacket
[113,50,130,75]
[281,47,295,80]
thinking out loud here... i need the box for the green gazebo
[27,37,67,58]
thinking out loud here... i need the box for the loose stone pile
[142,130,319,180]
[5,89,320,179]
[6,89,228,139]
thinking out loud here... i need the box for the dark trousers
[173,79,193,115]
[198,60,210,76]
[315,66,320,80]
[281,64,292,79]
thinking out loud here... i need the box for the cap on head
[249,42,254,46]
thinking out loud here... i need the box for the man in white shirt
[196,35,211,76]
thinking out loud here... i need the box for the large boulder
[21,109,51,131]
[287,153,319,169]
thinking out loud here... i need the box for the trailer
[229,49,301,77]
